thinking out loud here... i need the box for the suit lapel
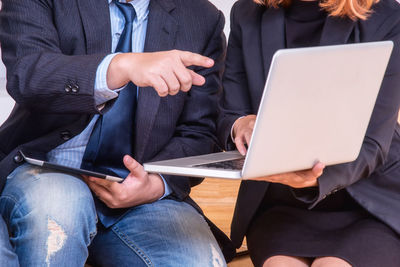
[134,0,178,162]
[260,7,286,80]
[320,15,357,45]
[77,0,112,54]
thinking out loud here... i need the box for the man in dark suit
[0,0,233,265]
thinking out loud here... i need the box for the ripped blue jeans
[0,215,18,266]
[0,164,226,267]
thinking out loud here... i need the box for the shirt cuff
[94,53,121,106]
[159,174,172,199]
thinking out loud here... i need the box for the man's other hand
[107,50,214,97]
[83,155,165,209]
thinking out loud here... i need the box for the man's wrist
[94,54,120,106]
[149,173,166,201]
[107,53,132,89]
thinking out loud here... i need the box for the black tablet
[20,151,124,182]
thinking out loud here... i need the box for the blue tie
[81,1,137,178]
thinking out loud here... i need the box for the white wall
[0,0,13,125]
[0,1,5,93]
[0,48,12,125]
[0,49,6,92]
[209,0,236,37]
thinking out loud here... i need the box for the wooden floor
[190,179,253,266]
[191,179,241,240]
[228,254,253,267]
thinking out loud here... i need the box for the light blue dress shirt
[47,0,172,197]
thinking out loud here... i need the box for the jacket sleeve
[148,11,227,201]
[217,2,254,150]
[307,17,400,207]
[0,0,107,114]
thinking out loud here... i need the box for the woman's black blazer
[218,0,400,248]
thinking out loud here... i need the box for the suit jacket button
[13,153,23,163]
[60,130,72,141]
[65,84,72,93]
[71,85,79,93]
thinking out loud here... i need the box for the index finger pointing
[179,51,214,68]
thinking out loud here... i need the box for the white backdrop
[210,0,236,37]
[0,1,6,95]
[0,1,5,93]
[0,50,5,93]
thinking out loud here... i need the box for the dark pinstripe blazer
[0,0,235,260]
[218,0,400,248]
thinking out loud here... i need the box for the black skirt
[246,184,400,267]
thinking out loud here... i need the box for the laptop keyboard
[194,158,245,170]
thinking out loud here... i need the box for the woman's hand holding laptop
[232,114,325,188]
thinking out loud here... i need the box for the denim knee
[107,199,226,267]
[0,164,97,244]
[0,215,18,267]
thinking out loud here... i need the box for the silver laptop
[144,41,393,179]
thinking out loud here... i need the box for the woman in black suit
[218,0,400,266]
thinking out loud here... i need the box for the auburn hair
[254,0,379,20]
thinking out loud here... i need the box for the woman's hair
[253,0,379,20]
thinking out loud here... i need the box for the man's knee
[0,216,18,267]
[115,200,226,267]
[1,165,97,236]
